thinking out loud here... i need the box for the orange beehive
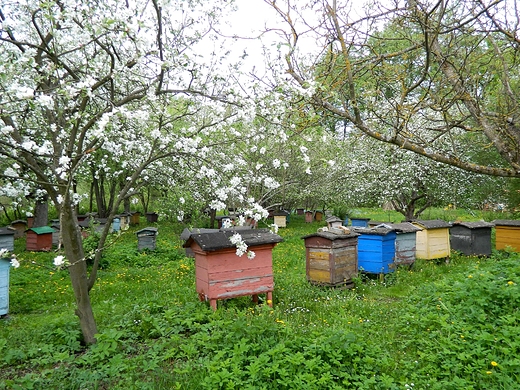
[493,220,520,252]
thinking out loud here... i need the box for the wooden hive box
[450,221,494,256]
[493,220,520,252]
[184,229,283,310]
[273,210,289,228]
[351,218,370,228]
[26,226,55,252]
[0,227,16,252]
[314,210,323,222]
[130,211,141,226]
[385,222,422,266]
[305,211,314,223]
[145,212,158,223]
[50,222,60,247]
[10,220,27,239]
[0,257,11,316]
[411,220,451,260]
[326,216,343,229]
[136,227,158,251]
[355,227,397,274]
[302,230,359,287]
[118,212,132,230]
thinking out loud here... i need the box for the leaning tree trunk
[60,199,98,344]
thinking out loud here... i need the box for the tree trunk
[33,195,49,228]
[60,199,98,344]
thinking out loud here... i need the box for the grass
[1,209,519,389]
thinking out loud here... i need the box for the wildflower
[486,371,492,375]
[491,361,498,367]
[508,281,514,285]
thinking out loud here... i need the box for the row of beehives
[303,218,520,287]
[0,212,159,252]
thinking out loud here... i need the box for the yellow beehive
[411,220,451,260]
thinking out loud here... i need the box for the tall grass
[1,211,519,389]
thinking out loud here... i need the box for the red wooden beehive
[184,229,283,310]
[26,226,54,252]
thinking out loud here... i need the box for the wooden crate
[25,226,54,252]
[493,220,520,251]
[184,229,283,310]
[355,227,397,274]
[450,221,493,256]
[303,231,359,287]
[411,220,451,260]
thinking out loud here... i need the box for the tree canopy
[266,0,520,178]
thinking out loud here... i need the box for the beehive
[184,229,283,310]
[355,227,397,274]
[450,221,493,256]
[0,227,16,252]
[385,222,421,266]
[302,231,359,287]
[351,218,370,228]
[136,227,158,251]
[26,226,54,252]
[411,220,451,260]
[0,258,11,316]
[493,220,520,252]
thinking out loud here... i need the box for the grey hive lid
[385,222,422,233]
[352,227,396,236]
[0,226,16,236]
[411,219,451,229]
[302,231,360,241]
[325,216,343,223]
[492,219,520,227]
[451,221,494,229]
[136,227,158,235]
[184,228,283,251]
[180,227,219,241]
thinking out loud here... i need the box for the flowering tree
[265,0,520,178]
[0,0,289,344]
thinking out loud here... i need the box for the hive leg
[210,299,217,311]
[252,294,259,304]
[267,292,273,307]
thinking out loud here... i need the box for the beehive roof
[352,227,396,236]
[302,231,360,241]
[0,227,16,236]
[184,229,283,251]
[411,220,451,229]
[385,222,422,233]
[26,226,55,234]
[451,221,494,229]
[492,219,520,227]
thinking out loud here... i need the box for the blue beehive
[112,217,121,232]
[354,227,397,274]
[0,257,10,316]
[351,218,371,228]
